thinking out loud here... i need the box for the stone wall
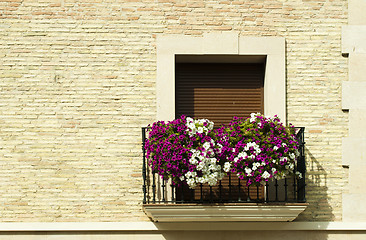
[341,0,366,222]
[0,0,348,221]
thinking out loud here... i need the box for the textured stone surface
[342,137,366,166]
[349,0,366,25]
[343,193,366,221]
[342,26,366,54]
[342,81,366,109]
[341,0,366,223]
[349,53,366,82]
[0,0,348,222]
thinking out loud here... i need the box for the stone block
[349,109,366,137]
[342,25,366,54]
[348,166,366,193]
[349,0,366,25]
[349,53,366,82]
[342,81,366,110]
[342,137,366,166]
[343,193,366,221]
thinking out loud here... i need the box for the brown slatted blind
[175,63,264,126]
[175,63,265,202]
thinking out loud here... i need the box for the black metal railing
[142,127,306,204]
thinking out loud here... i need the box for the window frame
[156,33,286,123]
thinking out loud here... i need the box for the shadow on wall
[296,147,334,221]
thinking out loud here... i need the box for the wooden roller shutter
[175,63,264,127]
[175,62,265,202]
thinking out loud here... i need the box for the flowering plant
[145,115,228,188]
[221,113,301,185]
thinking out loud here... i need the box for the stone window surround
[156,32,286,123]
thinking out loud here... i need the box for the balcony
[142,127,308,222]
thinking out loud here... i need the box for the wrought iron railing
[142,127,306,204]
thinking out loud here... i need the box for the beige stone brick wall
[0,0,348,221]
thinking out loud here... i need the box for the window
[156,33,286,123]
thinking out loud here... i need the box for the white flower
[197,127,204,134]
[179,176,185,181]
[262,171,270,179]
[250,112,259,123]
[189,157,198,165]
[238,151,248,159]
[203,142,210,150]
[288,163,294,170]
[289,152,295,160]
[273,146,279,151]
[196,161,205,171]
[245,167,252,175]
[295,149,300,157]
[216,143,223,153]
[223,162,231,172]
[296,171,303,179]
[187,178,197,188]
[209,164,216,171]
[271,168,277,173]
[208,177,217,186]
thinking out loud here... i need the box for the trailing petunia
[145,113,301,188]
[145,115,227,188]
[220,113,301,186]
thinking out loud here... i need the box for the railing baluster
[219,180,222,203]
[162,179,166,202]
[142,127,147,204]
[200,183,203,203]
[152,171,156,203]
[210,186,213,203]
[265,182,269,203]
[293,174,297,201]
[181,184,184,203]
[229,174,232,202]
[296,127,306,203]
[246,185,250,202]
[171,182,175,203]
[238,178,241,202]
[284,178,288,202]
[275,179,279,202]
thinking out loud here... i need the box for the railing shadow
[295,147,334,221]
